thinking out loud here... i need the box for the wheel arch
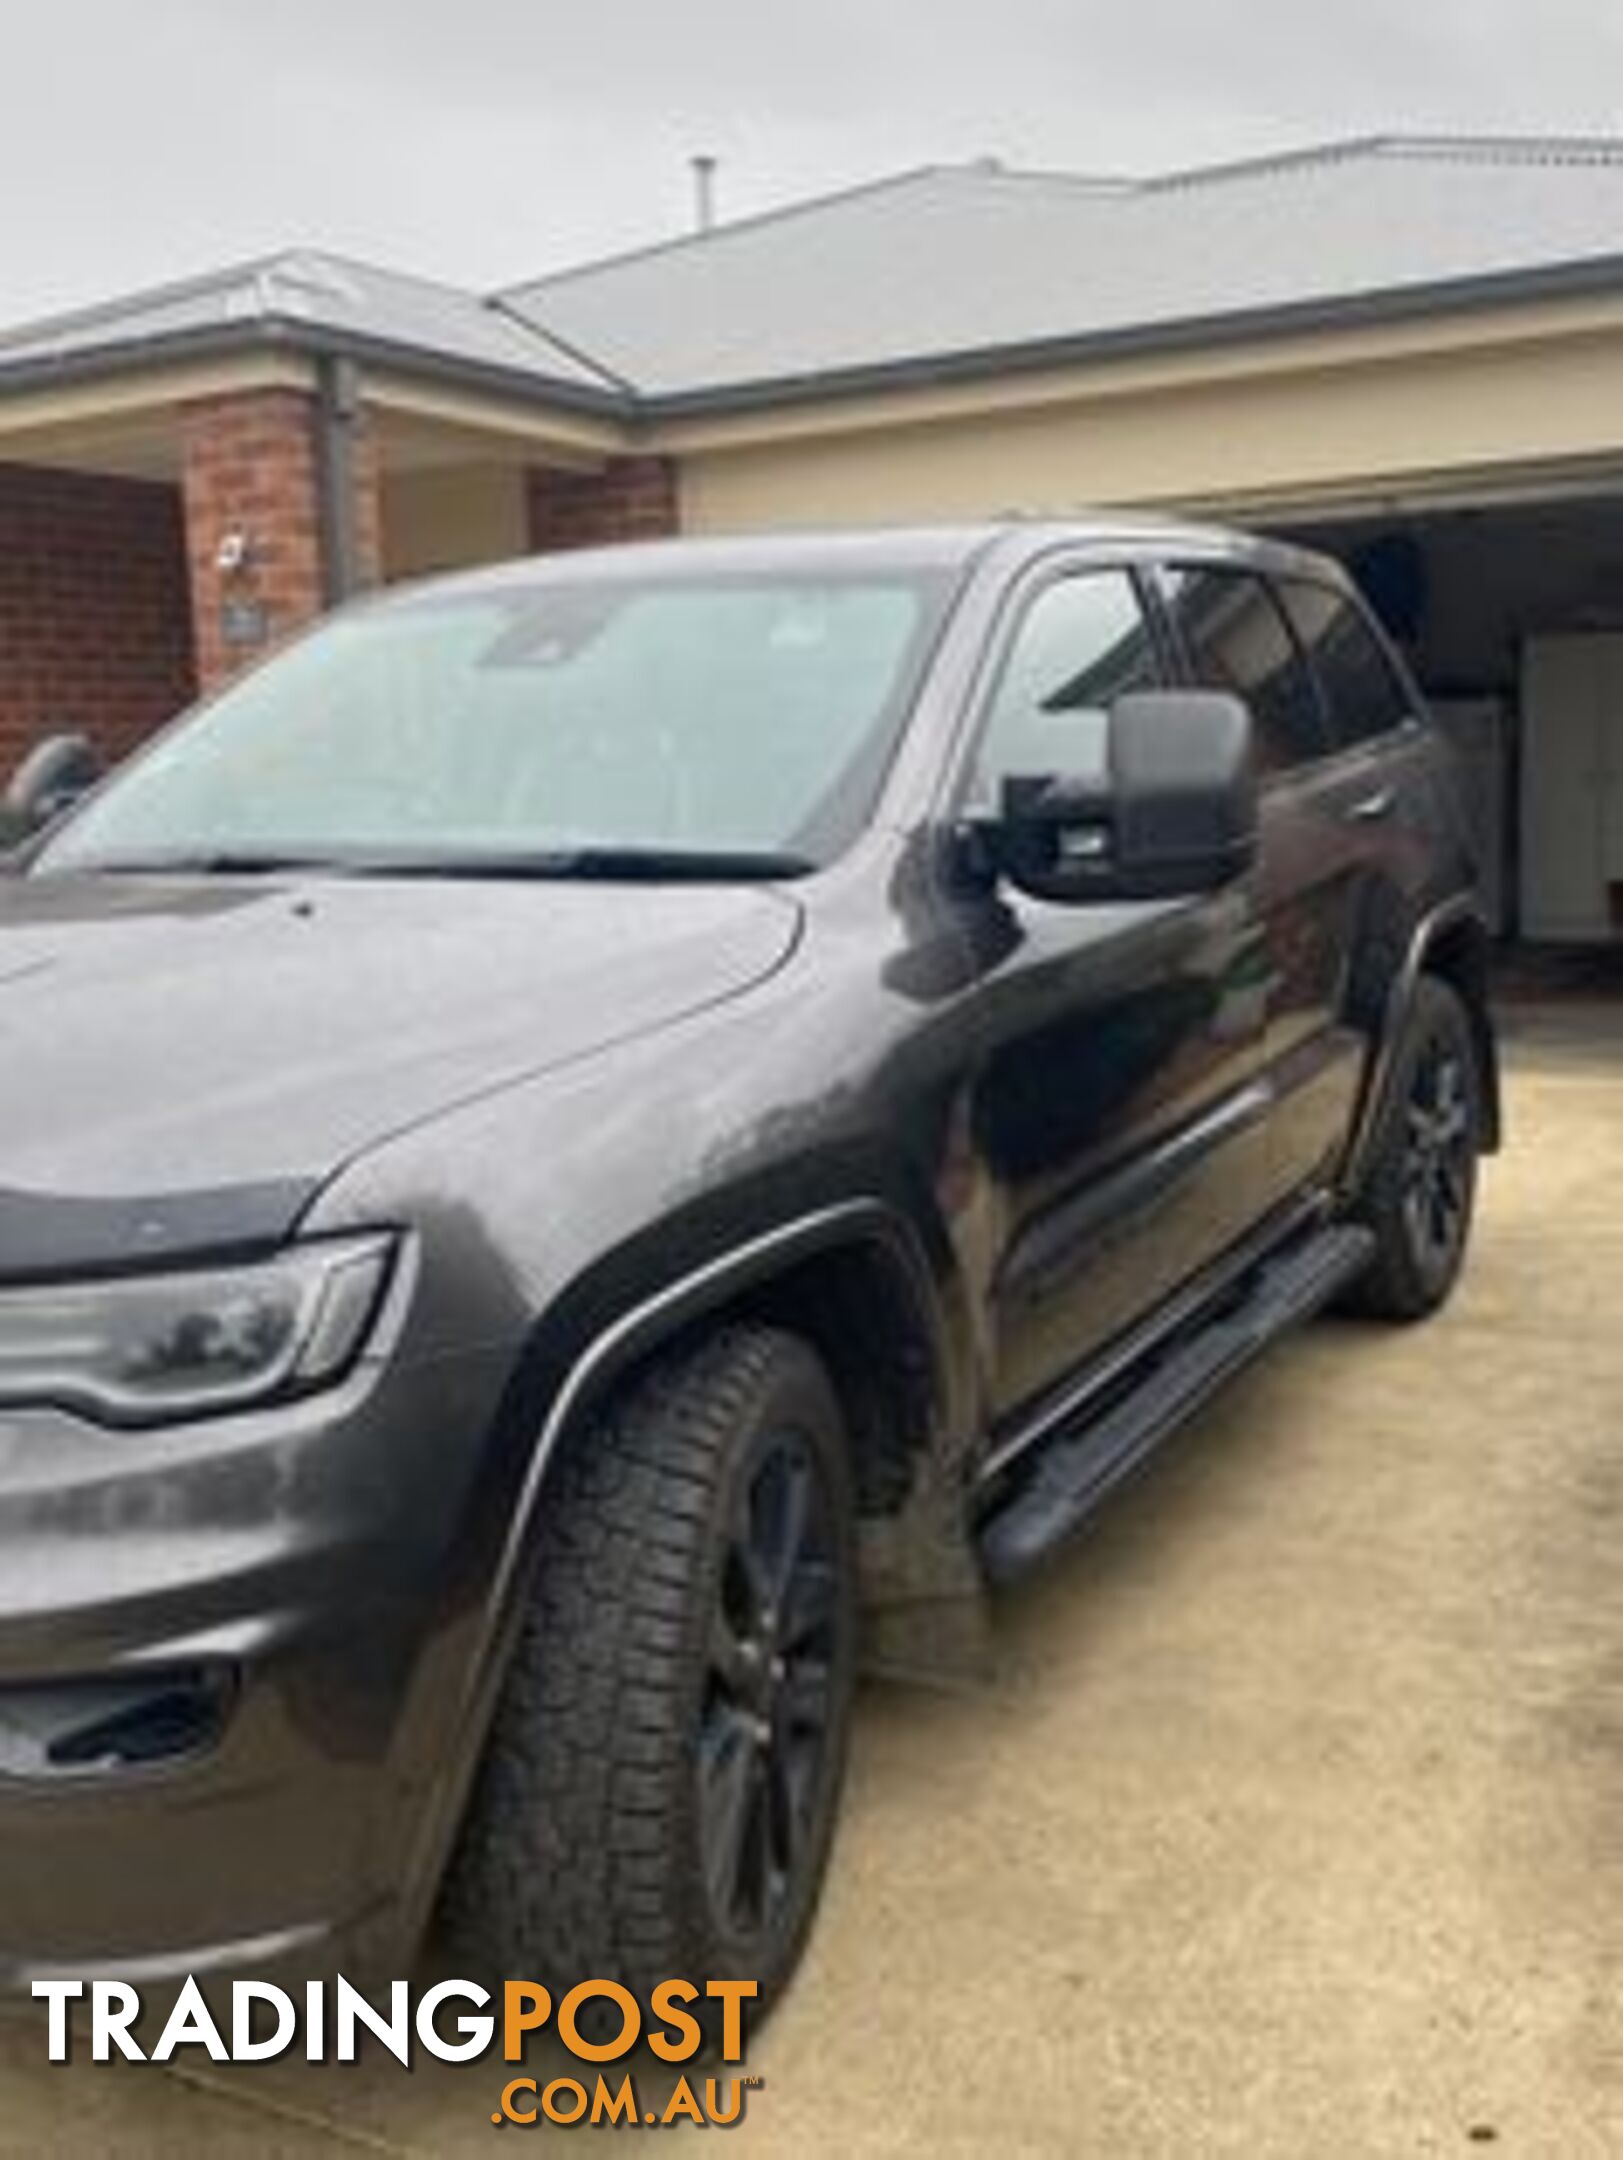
[395,1196,970,1948]
[1343,895,1501,1194]
[517,1202,957,1519]
[1419,910,1500,1154]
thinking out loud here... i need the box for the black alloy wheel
[442,1325,858,2017]
[1341,973,1482,1321]
[1398,1029,1474,1283]
[700,1423,841,1943]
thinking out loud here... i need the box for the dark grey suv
[0,519,1495,2009]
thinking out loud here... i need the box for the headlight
[0,1233,396,1426]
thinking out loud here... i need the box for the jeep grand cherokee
[0,520,1496,2008]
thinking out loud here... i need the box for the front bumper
[0,1316,522,1986]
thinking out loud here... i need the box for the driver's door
[945,563,1275,1426]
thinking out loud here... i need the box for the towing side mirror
[4,732,103,840]
[987,689,1258,904]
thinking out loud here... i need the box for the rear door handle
[1344,786,1396,824]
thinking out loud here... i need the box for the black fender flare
[1340,894,1500,1195]
[392,1196,964,1950]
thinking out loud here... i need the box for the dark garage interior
[1278,492,1623,953]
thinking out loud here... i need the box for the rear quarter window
[1273,577,1414,748]
[1158,564,1328,776]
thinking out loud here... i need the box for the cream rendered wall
[674,317,1623,532]
[380,462,530,580]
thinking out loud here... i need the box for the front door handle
[1344,786,1396,824]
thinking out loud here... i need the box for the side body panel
[1247,749,1388,1206]
[1147,546,1480,1214]
[942,881,1273,1425]
[924,546,1276,1432]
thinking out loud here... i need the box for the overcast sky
[4,0,1620,327]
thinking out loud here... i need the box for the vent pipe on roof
[690,154,718,234]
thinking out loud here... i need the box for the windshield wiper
[54,845,817,884]
[64,851,357,878]
[344,846,818,883]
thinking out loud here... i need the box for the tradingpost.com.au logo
[35,1974,763,2130]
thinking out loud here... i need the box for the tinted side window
[1274,577,1413,746]
[1160,565,1327,774]
[972,570,1160,802]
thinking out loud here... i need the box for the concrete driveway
[2,1010,1618,2156]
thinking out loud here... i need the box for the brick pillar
[180,387,381,691]
[527,455,679,553]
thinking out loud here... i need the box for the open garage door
[1269,493,1623,946]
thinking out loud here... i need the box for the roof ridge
[494,163,950,300]
[253,248,632,392]
[938,158,1134,194]
[263,245,488,303]
[1374,131,1623,164]
[263,249,633,396]
[1145,130,1623,191]
[1143,134,1396,190]
[480,290,640,399]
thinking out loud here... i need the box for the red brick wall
[181,388,381,691]
[0,463,196,780]
[527,455,680,552]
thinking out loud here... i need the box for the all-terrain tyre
[441,1324,858,2019]
[1339,974,1483,1321]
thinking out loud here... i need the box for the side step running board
[977,1222,1376,1584]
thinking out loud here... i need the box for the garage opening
[1270,492,1623,958]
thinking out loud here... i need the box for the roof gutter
[0,316,631,421]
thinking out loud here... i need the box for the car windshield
[36,567,957,878]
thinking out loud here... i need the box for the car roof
[381,516,1341,605]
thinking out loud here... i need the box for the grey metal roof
[4,136,1623,417]
[0,249,623,407]
[500,136,1623,407]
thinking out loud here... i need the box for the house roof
[0,249,625,409]
[5,135,1623,419]
[500,135,1623,408]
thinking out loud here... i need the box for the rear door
[946,560,1275,1426]
[1268,573,1431,1186]
[1154,562,1368,1209]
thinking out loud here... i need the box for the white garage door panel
[1522,635,1623,941]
